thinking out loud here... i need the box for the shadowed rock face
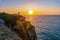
[0,24,21,40]
[14,21,37,40]
[0,16,21,40]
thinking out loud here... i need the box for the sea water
[26,15,60,40]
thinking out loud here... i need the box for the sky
[0,0,60,15]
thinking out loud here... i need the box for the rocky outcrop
[0,25,22,40]
[0,12,37,40]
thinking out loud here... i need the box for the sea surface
[26,15,60,40]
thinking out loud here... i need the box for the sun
[28,10,33,15]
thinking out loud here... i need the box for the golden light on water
[28,10,33,15]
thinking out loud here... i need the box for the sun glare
[28,10,33,15]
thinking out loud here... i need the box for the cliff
[0,25,22,40]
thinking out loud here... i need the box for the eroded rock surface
[0,25,22,40]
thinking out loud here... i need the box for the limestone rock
[0,25,22,40]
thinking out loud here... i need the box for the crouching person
[14,16,37,40]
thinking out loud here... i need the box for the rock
[0,25,22,40]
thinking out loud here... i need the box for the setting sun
[28,10,33,15]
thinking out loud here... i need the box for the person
[14,16,37,40]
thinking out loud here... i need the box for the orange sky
[0,0,60,15]
[0,9,60,15]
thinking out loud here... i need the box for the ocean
[26,15,60,40]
